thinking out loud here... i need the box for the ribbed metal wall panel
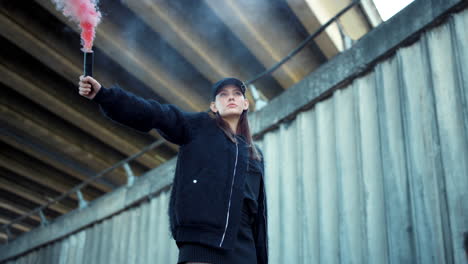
[256,10,468,264]
[4,190,179,264]
[3,6,468,264]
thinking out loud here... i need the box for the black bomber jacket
[93,86,269,264]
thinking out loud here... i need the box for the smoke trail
[52,0,101,52]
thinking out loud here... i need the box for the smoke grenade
[83,50,94,93]
[53,0,100,94]
[83,51,93,77]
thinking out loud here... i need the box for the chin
[220,110,242,118]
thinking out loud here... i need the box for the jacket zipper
[219,140,238,247]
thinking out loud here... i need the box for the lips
[227,104,237,107]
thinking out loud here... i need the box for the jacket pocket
[177,167,229,229]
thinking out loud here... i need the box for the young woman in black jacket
[78,76,269,264]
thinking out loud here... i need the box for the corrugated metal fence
[2,2,468,264]
[4,190,179,264]
[256,8,468,264]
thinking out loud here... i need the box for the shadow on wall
[464,231,468,262]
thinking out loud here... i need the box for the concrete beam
[204,0,323,89]
[0,60,173,175]
[34,0,208,111]
[0,217,31,233]
[0,10,78,84]
[286,0,342,58]
[0,13,171,169]
[0,99,129,186]
[0,3,159,100]
[0,145,101,202]
[123,0,236,82]
[120,0,282,103]
[0,1,183,154]
[0,125,115,193]
[0,197,41,223]
[250,0,466,137]
[359,0,383,27]
[286,0,380,58]
[301,0,371,41]
[0,175,71,215]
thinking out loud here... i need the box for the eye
[235,91,242,96]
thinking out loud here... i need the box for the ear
[243,98,249,110]
[210,101,218,113]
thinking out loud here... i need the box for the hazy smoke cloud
[52,0,102,51]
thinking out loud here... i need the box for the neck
[222,115,240,134]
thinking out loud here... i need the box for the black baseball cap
[211,77,246,101]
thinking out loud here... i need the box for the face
[210,85,249,118]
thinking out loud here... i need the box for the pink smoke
[53,0,101,52]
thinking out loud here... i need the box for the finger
[82,77,93,87]
[83,76,93,83]
[79,81,92,88]
[79,90,90,96]
[89,77,99,86]
[79,86,92,92]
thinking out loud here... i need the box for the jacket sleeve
[93,85,191,145]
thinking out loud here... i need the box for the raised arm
[78,76,191,145]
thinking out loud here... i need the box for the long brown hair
[209,110,262,161]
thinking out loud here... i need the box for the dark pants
[178,203,257,264]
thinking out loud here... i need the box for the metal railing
[0,0,362,243]
[0,139,165,242]
[245,0,361,86]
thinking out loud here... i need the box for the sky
[372,0,415,21]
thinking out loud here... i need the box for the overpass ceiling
[0,0,380,242]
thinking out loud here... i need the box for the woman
[78,76,269,264]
